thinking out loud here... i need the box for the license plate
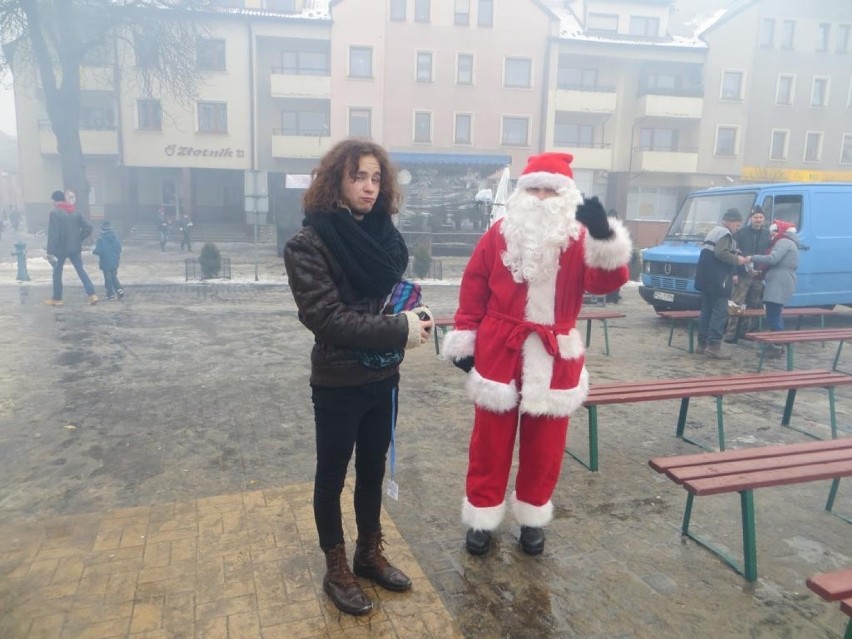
[653,291,675,302]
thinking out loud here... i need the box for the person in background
[694,208,748,359]
[45,190,98,306]
[92,220,124,301]
[283,138,433,617]
[157,207,169,251]
[748,220,800,358]
[724,205,771,343]
[179,214,193,251]
[441,152,631,558]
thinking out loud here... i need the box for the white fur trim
[557,328,585,360]
[584,218,632,270]
[525,263,557,324]
[519,366,590,417]
[441,329,476,360]
[511,492,554,528]
[462,498,506,530]
[402,311,422,349]
[516,172,574,192]
[467,368,518,413]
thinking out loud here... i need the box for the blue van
[639,182,852,311]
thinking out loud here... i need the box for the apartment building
[12,0,851,245]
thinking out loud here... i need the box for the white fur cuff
[511,492,554,528]
[462,498,506,530]
[441,328,476,359]
[468,369,519,413]
[402,311,423,350]
[584,218,632,270]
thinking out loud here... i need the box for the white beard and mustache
[500,188,584,284]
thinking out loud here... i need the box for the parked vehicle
[639,182,852,311]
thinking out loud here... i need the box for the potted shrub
[199,242,222,279]
[412,242,432,279]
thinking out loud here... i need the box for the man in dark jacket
[724,205,771,342]
[694,208,748,358]
[45,190,98,306]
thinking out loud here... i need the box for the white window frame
[500,115,530,147]
[137,99,162,131]
[720,69,745,101]
[775,74,795,106]
[811,76,830,107]
[456,52,474,85]
[714,125,738,157]
[390,0,406,21]
[817,22,830,51]
[348,107,371,138]
[841,133,852,165]
[588,12,618,32]
[197,101,228,134]
[476,0,493,27]
[454,0,470,25]
[775,73,796,106]
[503,57,532,89]
[781,20,796,49]
[196,37,226,72]
[759,18,775,48]
[454,112,473,145]
[847,80,852,109]
[415,50,434,83]
[769,129,789,161]
[413,110,432,143]
[838,25,850,54]
[803,131,823,162]
[348,46,373,79]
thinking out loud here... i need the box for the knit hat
[722,208,743,222]
[516,153,575,192]
[101,220,111,230]
[51,190,65,203]
[769,220,796,236]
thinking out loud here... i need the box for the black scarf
[303,203,409,299]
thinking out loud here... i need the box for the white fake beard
[500,189,583,284]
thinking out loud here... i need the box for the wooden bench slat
[657,307,835,320]
[807,569,852,601]
[745,329,852,345]
[667,448,852,483]
[650,438,852,473]
[683,459,852,496]
[841,598,852,617]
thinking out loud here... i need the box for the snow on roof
[692,8,729,38]
[202,0,330,20]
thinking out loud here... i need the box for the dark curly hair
[302,138,400,215]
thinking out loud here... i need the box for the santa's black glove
[453,356,474,373]
[575,196,614,240]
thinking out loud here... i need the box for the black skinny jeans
[311,374,398,551]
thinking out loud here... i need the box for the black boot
[323,543,372,615]
[465,528,492,555]
[353,530,412,592]
[519,526,545,555]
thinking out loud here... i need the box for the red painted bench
[649,438,852,582]
[744,327,852,372]
[807,569,852,639]
[567,369,852,471]
[432,310,627,356]
[658,307,836,353]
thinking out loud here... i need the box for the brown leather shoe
[322,543,372,616]
[353,530,412,592]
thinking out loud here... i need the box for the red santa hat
[515,152,575,192]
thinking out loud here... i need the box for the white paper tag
[386,480,399,501]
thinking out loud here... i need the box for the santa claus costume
[441,152,631,555]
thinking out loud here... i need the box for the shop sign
[164,144,245,159]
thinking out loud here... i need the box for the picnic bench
[745,327,852,373]
[432,309,627,356]
[807,568,852,639]
[566,369,852,471]
[649,438,852,582]
[658,307,836,353]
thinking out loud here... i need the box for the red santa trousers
[466,405,568,528]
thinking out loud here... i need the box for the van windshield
[666,192,758,241]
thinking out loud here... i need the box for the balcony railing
[632,147,699,172]
[637,86,704,98]
[556,83,616,93]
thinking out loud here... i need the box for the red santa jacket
[442,218,631,417]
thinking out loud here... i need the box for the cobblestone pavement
[1,241,851,638]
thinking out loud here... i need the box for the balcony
[271,132,332,159]
[636,93,703,119]
[561,144,612,170]
[632,148,698,173]
[270,70,331,99]
[39,122,119,156]
[553,85,617,113]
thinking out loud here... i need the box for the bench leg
[844,619,852,639]
[688,319,695,354]
[786,344,794,371]
[676,397,717,452]
[565,406,598,472]
[680,489,759,582]
[667,320,676,347]
[826,478,852,524]
[781,389,797,427]
[602,319,611,356]
[757,344,766,372]
[675,397,691,439]
[716,395,726,451]
[433,326,441,355]
[833,340,845,372]
[585,319,592,349]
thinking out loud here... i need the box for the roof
[202,0,330,20]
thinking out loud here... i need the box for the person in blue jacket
[92,221,124,300]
